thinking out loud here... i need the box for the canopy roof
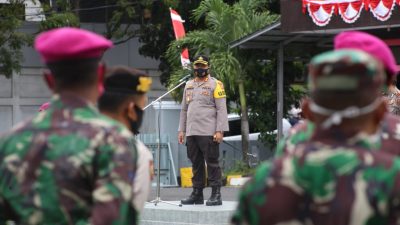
[229,21,336,50]
[229,20,400,140]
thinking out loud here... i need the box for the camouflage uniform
[277,29,400,157]
[0,94,138,225]
[232,50,400,225]
[0,27,138,225]
[385,86,400,115]
[232,140,400,225]
[276,113,400,158]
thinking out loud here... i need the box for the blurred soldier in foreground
[98,66,154,214]
[0,28,138,224]
[178,55,229,206]
[232,50,400,225]
[277,31,400,157]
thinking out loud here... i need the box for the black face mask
[129,105,144,135]
[194,68,209,77]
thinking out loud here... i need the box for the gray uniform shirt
[178,75,229,136]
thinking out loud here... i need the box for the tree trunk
[238,80,249,165]
[74,0,80,17]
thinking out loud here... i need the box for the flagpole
[147,8,189,208]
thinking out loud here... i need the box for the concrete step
[141,201,237,225]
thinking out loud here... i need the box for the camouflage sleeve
[231,162,273,225]
[0,138,7,222]
[90,134,137,225]
[275,138,288,158]
[232,157,306,225]
[274,122,315,158]
[388,158,400,224]
[0,191,4,222]
[178,87,188,132]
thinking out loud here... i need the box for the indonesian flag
[170,8,190,69]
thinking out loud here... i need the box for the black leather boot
[181,187,204,205]
[206,186,222,206]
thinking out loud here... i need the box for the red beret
[334,31,398,77]
[34,27,113,63]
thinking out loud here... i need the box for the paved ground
[147,186,241,202]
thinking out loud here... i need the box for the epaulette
[186,79,194,85]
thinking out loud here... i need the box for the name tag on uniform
[201,91,210,96]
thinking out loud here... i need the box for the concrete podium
[141,201,237,225]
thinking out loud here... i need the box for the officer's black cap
[104,66,152,95]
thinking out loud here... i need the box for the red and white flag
[170,8,190,69]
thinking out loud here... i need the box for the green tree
[0,0,152,78]
[244,50,307,147]
[137,0,238,84]
[39,0,152,43]
[0,0,32,78]
[166,0,279,164]
[138,0,207,85]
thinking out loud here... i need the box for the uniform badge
[137,77,152,92]
[186,91,193,103]
[214,81,226,98]
[201,91,210,96]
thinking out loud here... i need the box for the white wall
[0,22,173,133]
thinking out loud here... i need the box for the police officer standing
[0,28,138,224]
[178,55,229,206]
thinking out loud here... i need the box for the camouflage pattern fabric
[385,88,400,116]
[308,50,385,93]
[276,113,400,158]
[0,93,138,225]
[231,50,400,225]
[231,128,400,225]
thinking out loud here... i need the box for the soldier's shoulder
[72,109,133,139]
[381,113,400,140]
[287,122,314,144]
[241,162,272,195]
[96,114,133,138]
[384,113,400,123]
[0,119,36,156]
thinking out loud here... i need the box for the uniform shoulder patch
[186,80,194,87]
[213,79,226,99]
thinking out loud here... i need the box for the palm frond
[166,0,280,100]
[192,0,227,23]
[167,68,192,101]
[210,51,242,93]
[165,30,225,67]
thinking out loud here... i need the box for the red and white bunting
[303,0,399,26]
[170,9,191,69]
